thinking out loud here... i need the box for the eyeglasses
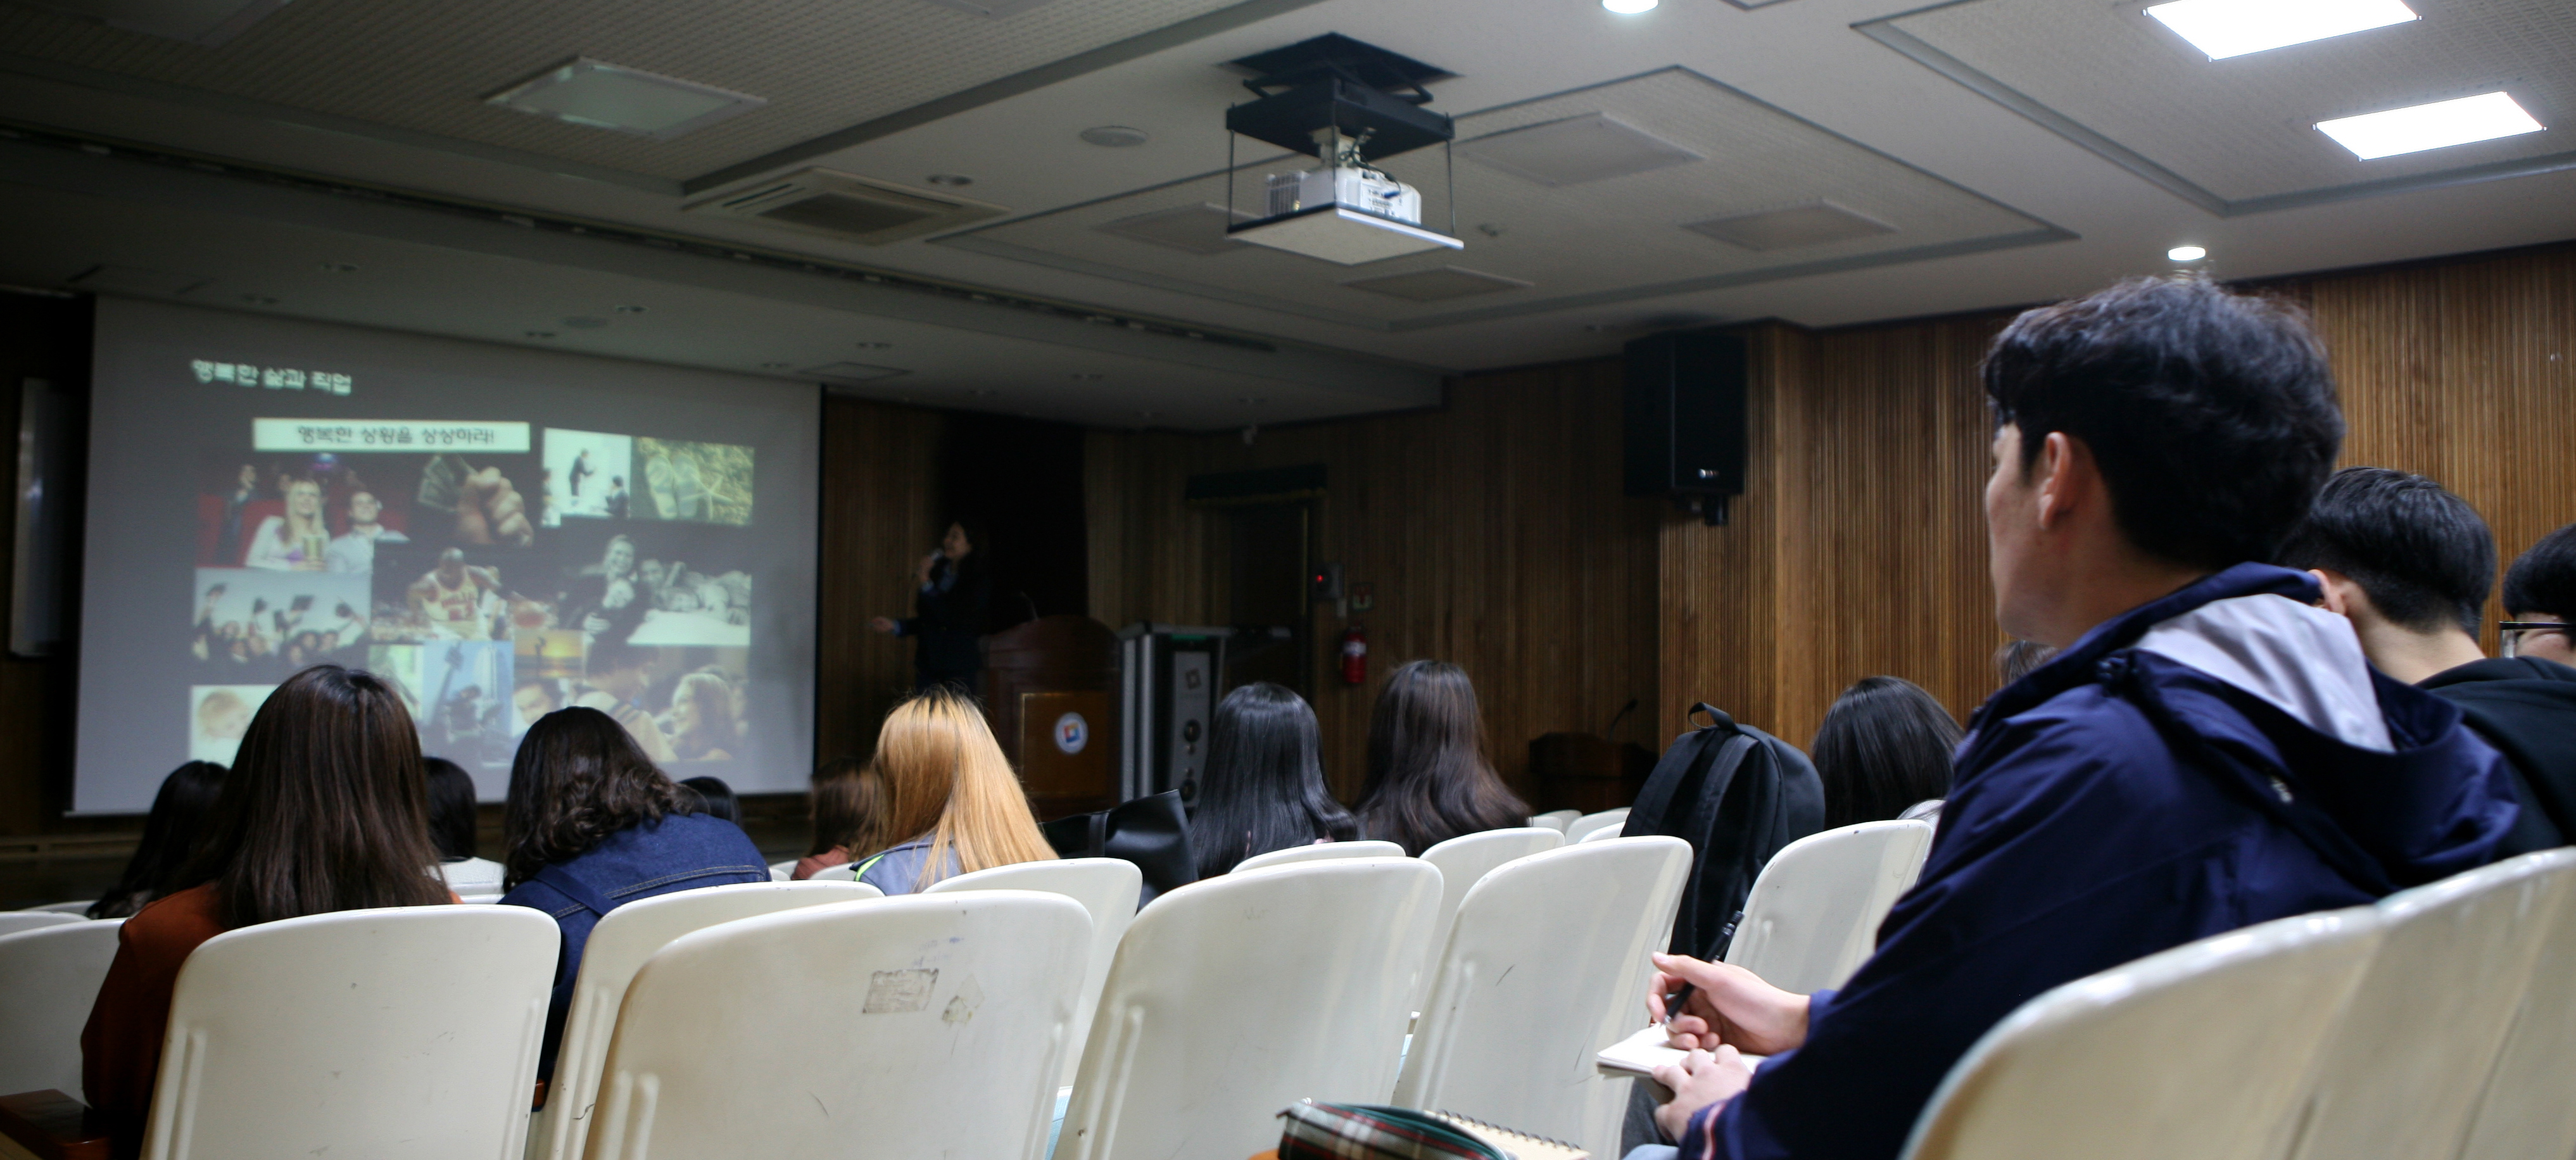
[2499,621,2569,658]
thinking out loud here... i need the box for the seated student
[791,757,892,879]
[1187,682,1358,879]
[424,757,506,895]
[2501,524,2576,666]
[498,708,768,1082]
[678,774,742,825]
[847,690,1057,894]
[1353,660,1530,856]
[1810,677,1959,829]
[2278,469,2576,853]
[1638,278,2515,1160]
[82,667,455,1126]
[89,760,227,919]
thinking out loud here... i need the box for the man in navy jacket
[1641,277,2518,1160]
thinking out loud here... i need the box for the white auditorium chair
[1056,857,1443,1160]
[1397,836,1692,1158]
[1232,838,1406,873]
[1724,819,1935,993]
[1578,823,1627,843]
[1528,810,1581,833]
[767,858,797,881]
[2281,848,2576,1160]
[2458,845,2576,1160]
[923,858,1141,1088]
[0,919,126,1097]
[1563,807,1630,844]
[1415,827,1564,1006]
[531,879,881,1160]
[18,900,96,914]
[581,891,1090,1160]
[126,905,556,1160]
[801,862,859,882]
[0,912,81,936]
[1899,905,2383,1160]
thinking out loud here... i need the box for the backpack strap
[531,862,620,917]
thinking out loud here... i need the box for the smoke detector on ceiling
[686,170,1006,245]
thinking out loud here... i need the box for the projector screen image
[77,299,819,812]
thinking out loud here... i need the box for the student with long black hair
[1354,660,1529,856]
[1187,683,1356,878]
[424,757,504,895]
[87,760,227,919]
[1810,678,1962,829]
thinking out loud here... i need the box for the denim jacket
[501,810,769,1080]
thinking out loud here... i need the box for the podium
[984,615,1121,819]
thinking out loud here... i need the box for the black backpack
[1622,703,1826,961]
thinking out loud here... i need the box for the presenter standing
[869,521,990,695]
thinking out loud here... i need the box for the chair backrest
[767,858,796,881]
[925,858,1142,1087]
[583,890,1092,1160]
[1900,905,2383,1160]
[0,919,126,1095]
[1577,823,1626,842]
[1232,838,1406,873]
[2283,848,2576,1160]
[1058,857,1443,1160]
[1397,836,1693,1159]
[20,900,98,914]
[1563,808,1629,843]
[0,911,82,936]
[2459,847,2576,1160]
[1528,810,1580,833]
[140,905,559,1160]
[533,879,881,1160]
[1417,828,1565,994]
[1723,819,1935,993]
[802,862,859,882]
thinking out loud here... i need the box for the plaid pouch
[1276,1101,1500,1160]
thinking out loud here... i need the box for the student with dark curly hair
[498,707,767,1083]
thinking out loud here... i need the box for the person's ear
[2308,569,2351,614]
[2033,431,2082,531]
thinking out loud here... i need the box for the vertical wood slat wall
[814,396,945,766]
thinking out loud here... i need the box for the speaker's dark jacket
[899,557,990,681]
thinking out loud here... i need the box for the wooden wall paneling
[814,396,944,767]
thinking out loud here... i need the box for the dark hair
[423,757,480,861]
[502,707,695,887]
[1812,677,1962,829]
[1983,276,2344,569]
[2276,467,2495,635]
[1994,640,2058,687]
[678,776,740,824]
[174,666,451,926]
[807,757,890,858]
[1187,683,1358,878]
[1354,661,1530,856]
[91,761,227,919]
[2504,523,2576,621]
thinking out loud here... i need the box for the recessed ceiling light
[2168,245,2208,262]
[1079,126,1151,148]
[926,173,975,187]
[320,262,359,273]
[2316,92,2544,160]
[2145,0,2416,61]
[1603,0,1657,13]
[484,58,767,140]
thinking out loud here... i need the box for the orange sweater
[79,883,226,1122]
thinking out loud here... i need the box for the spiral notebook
[1277,1101,1586,1159]
[1596,1023,1768,1079]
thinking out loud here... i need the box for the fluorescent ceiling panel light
[2168,245,2207,262]
[2146,0,2416,60]
[2316,92,2545,160]
[1339,266,1533,301]
[1684,201,1895,251]
[1458,114,1701,187]
[486,59,767,140]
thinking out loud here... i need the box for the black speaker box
[1622,331,1747,512]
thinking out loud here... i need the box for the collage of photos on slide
[189,428,759,776]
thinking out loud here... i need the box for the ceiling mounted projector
[1221,34,1463,265]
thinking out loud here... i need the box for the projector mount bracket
[1222,34,1455,165]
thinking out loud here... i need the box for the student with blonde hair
[849,690,1055,894]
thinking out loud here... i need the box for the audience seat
[0,914,81,938]
[1232,838,1405,873]
[0,920,125,1098]
[1415,828,1565,1006]
[2281,848,2576,1160]
[2458,844,2576,1160]
[1396,836,1692,1159]
[800,863,859,882]
[1724,820,1935,993]
[16,902,96,915]
[1528,810,1581,833]
[766,859,796,881]
[1899,905,2383,1160]
[582,891,1090,1160]
[923,859,1141,1089]
[531,879,881,1160]
[1563,809,1629,844]
[1056,857,1441,1160]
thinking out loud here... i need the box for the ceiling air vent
[686,170,1006,246]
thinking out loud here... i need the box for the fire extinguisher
[1339,623,1368,684]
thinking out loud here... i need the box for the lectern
[984,615,1121,819]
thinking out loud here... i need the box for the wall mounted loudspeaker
[1622,331,1747,525]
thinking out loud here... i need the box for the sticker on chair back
[863,968,938,1013]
